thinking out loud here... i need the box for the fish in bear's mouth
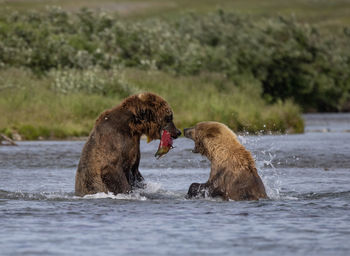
[154,130,173,159]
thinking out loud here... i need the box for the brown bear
[184,121,268,201]
[75,92,181,196]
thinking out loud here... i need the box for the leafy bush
[0,8,349,111]
[49,67,139,97]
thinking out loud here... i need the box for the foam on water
[82,192,147,201]
[142,181,163,193]
[81,181,168,201]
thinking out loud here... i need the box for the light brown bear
[184,121,268,201]
[75,93,181,196]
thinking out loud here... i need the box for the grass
[0,68,117,139]
[0,68,303,140]
[123,69,304,133]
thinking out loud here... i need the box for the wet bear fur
[75,93,180,196]
[184,121,268,201]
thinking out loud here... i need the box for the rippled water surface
[1,114,350,255]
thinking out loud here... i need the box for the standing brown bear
[184,121,268,201]
[75,93,181,196]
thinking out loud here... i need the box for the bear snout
[164,122,181,139]
[169,128,181,139]
[175,129,182,138]
[183,127,194,139]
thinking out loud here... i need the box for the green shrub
[0,8,349,111]
[48,67,139,97]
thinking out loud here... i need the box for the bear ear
[205,126,221,138]
[137,93,148,101]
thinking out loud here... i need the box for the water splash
[143,181,163,193]
[82,192,147,201]
[241,134,282,200]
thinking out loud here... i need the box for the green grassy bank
[0,68,303,140]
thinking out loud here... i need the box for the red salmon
[155,130,173,158]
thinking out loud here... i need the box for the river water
[0,114,349,255]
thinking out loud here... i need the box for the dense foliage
[1,8,349,112]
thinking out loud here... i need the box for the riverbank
[0,68,303,140]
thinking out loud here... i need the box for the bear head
[184,121,238,162]
[125,92,181,141]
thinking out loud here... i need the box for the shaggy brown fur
[184,121,268,201]
[75,93,181,196]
